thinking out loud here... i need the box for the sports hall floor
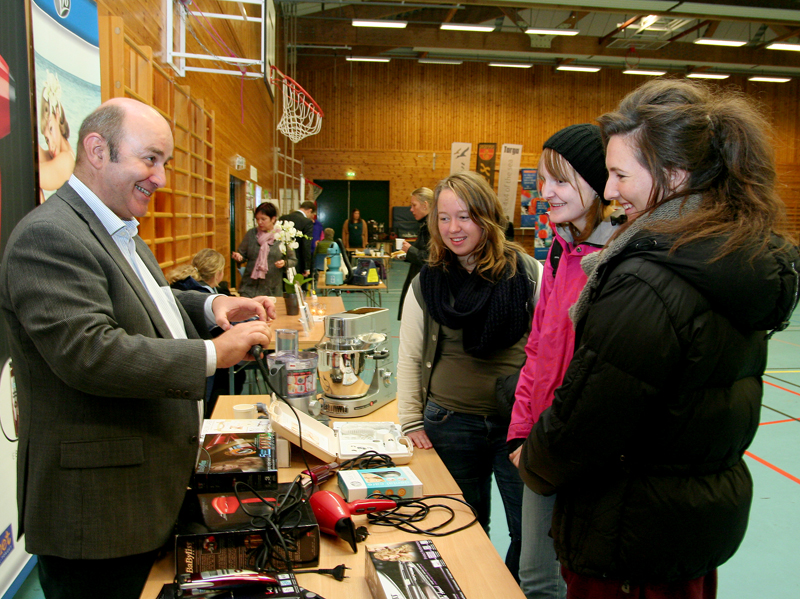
[9,259,800,599]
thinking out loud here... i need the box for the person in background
[506,124,618,599]
[397,171,543,582]
[313,227,336,274]
[397,187,433,320]
[168,247,226,293]
[168,248,246,414]
[342,207,368,249]
[233,202,297,297]
[311,208,325,254]
[520,78,800,599]
[280,200,315,277]
[0,97,274,599]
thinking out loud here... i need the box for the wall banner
[449,142,472,175]
[519,168,552,260]
[497,144,523,222]
[475,143,497,187]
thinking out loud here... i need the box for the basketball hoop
[270,66,324,143]
[306,178,324,202]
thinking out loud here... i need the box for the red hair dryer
[309,490,397,552]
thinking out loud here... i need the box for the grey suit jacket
[0,182,210,559]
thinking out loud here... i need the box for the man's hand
[211,295,276,331]
[212,319,273,368]
[407,430,433,449]
[509,445,522,468]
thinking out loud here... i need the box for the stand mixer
[316,307,395,417]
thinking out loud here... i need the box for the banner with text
[520,169,552,260]
[497,144,523,222]
[449,142,472,175]
[476,143,497,187]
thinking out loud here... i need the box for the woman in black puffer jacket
[519,79,799,598]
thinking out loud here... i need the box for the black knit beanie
[542,123,609,203]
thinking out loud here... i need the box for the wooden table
[316,273,387,307]
[140,395,523,599]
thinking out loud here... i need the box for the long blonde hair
[427,171,524,281]
[167,248,225,285]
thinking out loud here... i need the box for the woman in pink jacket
[507,124,620,599]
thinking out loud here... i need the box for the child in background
[507,124,619,599]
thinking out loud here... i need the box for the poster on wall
[31,0,101,203]
[0,0,37,593]
[449,142,471,175]
[519,169,552,260]
[497,144,523,222]
[475,143,497,187]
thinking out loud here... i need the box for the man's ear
[82,133,107,170]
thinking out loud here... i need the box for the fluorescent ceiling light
[441,23,494,32]
[556,65,600,73]
[489,62,532,68]
[623,69,666,76]
[351,19,407,29]
[639,15,659,29]
[687,73,730,80]
[346,56,391,63]
[418,58,463,65]
[525,28,579,36]
[749,76,791,82]
[694,38,746,47]
[766,43,800,52]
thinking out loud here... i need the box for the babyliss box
[338,466,422,501]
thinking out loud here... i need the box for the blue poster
[519,169,552,260]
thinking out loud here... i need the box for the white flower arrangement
[273,219,308,254]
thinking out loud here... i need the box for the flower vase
[283,292,300,316]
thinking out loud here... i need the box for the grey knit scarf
[569,194,702,325]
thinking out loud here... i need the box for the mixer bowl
[316,333,387,399]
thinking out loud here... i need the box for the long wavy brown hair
[597,78,795,257]
[427,171,525,282]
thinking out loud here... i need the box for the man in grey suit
[0,98,274,599]
[280,200,315,277]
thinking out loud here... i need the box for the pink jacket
[508,220,616,442]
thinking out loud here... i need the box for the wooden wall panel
[294,61,800,242]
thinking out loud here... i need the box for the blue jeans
[519,486,567,599]
[424,400,523,580]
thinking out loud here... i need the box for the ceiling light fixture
[766,43,800,52]
[623,69,667,76]
[525,28,579,36]
[351,19,408,29]
[440,23,494,32]
[418,58,463,65]
[556,65,600,72]
[748,76,791,82]
[346,56,391,63]
[639,15,660,29]
[693,38,746,47]
[687,73,730,79]
[488,62,532,68]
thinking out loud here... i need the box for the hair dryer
[309,490,398,552]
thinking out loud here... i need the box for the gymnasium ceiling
[280,0,800,78]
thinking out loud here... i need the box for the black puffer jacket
[519,230,799,584]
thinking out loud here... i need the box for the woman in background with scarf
[233,203,296,297]
[397,171,542,582]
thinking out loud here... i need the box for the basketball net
[270,66,324,143]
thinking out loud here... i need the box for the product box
[175,484,320,574]
[158,571,311,598]
[337,466,423,501]
[365,540,466,599]
[194,419,278,493]
[268,402,413,465]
